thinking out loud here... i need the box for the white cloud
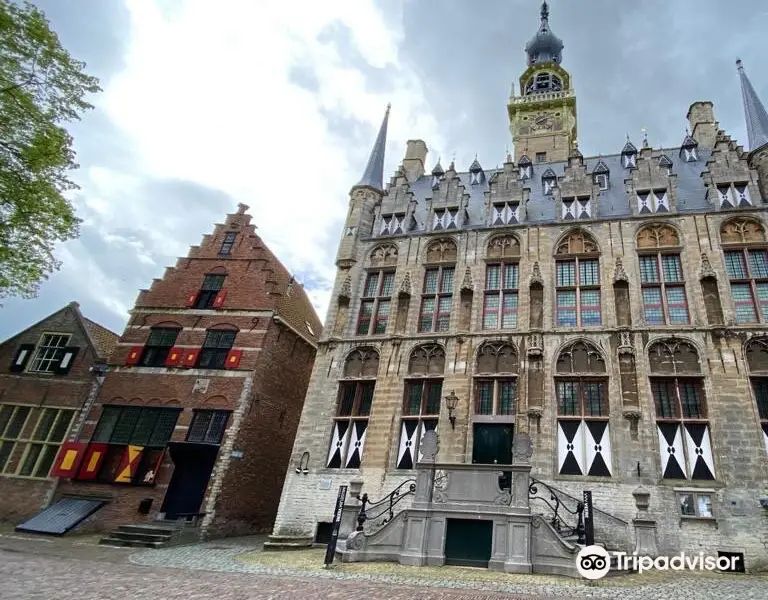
[65,0,445,327]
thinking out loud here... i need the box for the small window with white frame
[28,334,71,373]
[677,490,714,518]
[594,174,608,190]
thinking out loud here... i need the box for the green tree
[0,0,100,299]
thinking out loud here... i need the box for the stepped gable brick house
[51,203,322,539]
[0,302,117,523]
[271,3,768,570]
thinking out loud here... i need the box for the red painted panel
[50,442,87,478]
[125,346,143,366]
[212,289,228,309]
[224,348,243,369]
[182,348,201,367]
[164,347,183,367]
[76,443,109,480]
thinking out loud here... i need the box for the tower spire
[356,104,391,190]
[525,1,563,66]
[737,59,768,152]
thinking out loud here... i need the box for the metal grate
[16,497,106,535]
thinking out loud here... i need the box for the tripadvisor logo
[576,545,740,580]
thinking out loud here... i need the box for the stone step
[116,524,177,537]
[109,531,173,543]
[98,537,166,549]
[263,535,313,551]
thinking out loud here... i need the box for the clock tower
[507,2,577,163]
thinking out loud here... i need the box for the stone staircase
[98,522,197,549]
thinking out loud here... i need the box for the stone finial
[237,203,249,214]
[613,257,629,283]
[529,262,543,287]
[460,267,474,292]
[700,252,716,280]
[399,271,412,296]
[338,273,352,301]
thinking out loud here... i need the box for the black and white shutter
[9,344,35,373]
[53,347,80,375]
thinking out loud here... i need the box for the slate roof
[376,146,717,232]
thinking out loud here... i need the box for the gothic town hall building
[272,3,768,568]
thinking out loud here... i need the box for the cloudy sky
[2,0,767,340]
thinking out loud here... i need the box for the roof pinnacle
[355,104,391,191]
[737,59,768,152]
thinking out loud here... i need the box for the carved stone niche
[527,333,543,357]
[624,410,642,441]
[618,329,634,356]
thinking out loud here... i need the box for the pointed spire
[681,128,698,148]
[356,103,390,190]
[525,1,564,66]
[431,159,444,176]
[737,59,768,152]
[622,135,638,155]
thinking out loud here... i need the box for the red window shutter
[50,441,87,478]
[224,348,243,369]
[212,289,228,309]
[164,347,183,367]
[76,443,109,480]
[182,348,201,367]
[114,445,144,483]
[125,346,143,366]
[185,292,198,308]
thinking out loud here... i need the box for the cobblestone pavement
[2,531,768,599]
[1,548,554,600]
[128,537,768,599]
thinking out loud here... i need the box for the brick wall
[0,305,108,524]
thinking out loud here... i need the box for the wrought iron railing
[528,477,585,544]
[355,479,416,534]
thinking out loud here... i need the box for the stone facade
[50,204,322,538]
[0,303,117,523]
[272,3,768,572]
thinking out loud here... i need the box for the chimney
[686,102,718,148]
[402,140,428,182]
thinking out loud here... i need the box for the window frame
[397,378,442,469]
[193,274,226,310]
[196,329,237,369]
[723,245,768,324]
[0,404,75,478]
[482,262,519,330]
[418,265,455,333]
[356,270,395,336]
[139,327,181,367]
[535,152,547,163]
[555,254,602,327]
[186,410,230,444]
[327,380,375,469]
[27,333,71,374]
[676,490,714,519]
[554,377,609,419]
[219,232,237,255]
[638,251,690,325]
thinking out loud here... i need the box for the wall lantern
[445,390,460,429]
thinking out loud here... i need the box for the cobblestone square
[2,532,768,600]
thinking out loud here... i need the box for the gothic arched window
[648,339,714,481]
[554,340,610,477]
[397,344,445,469]
[419,239,456,333]
[483,235,521,330]
[720,217,768,324]
[555,230,601,327]
[356,245,397,336]
[744,338,768,455]
[326,347,379,469]
[474,342,518,416]
[636,223,689,325]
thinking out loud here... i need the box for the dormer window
[621,139,638,169]
[518,156,532,180]
[563,197,591,220]
[593,161,609,191]
[431,161,444,189]
[469,158,484,185]
[659,155,673,176]
[470,171,481,185]
[433,208,458,231]
[380,213,405,236]
[680,133,698,163]
[594,174,608,190]
[718,183,752,209]
[637,190,669,214]
[493,202,519,226]
[219,232,237,256]
[542,168,557,195]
